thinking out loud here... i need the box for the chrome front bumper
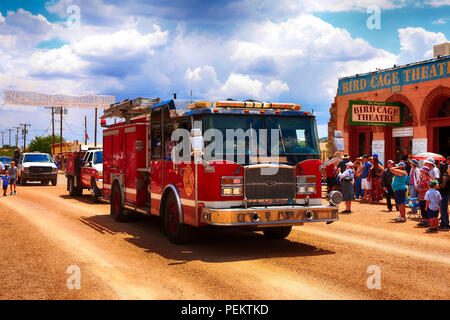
[201,205,339,227]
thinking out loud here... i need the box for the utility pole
[7,128,13,146]
[84,116,87,145]
[94,108,98,147]
[19,124,31,151]
[13,127,20,147]
[1,131,6,147]
[60,108,63,163]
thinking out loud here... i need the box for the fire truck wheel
[111,184,129,222]
[51,179,57,186]
[20,178,27,186]
[164,193,193,245]
[68,176,82,196]
[262,226,292,239]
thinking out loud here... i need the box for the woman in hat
[438,162,450,230]
[338,161,355,214]
[369,154,384,202]
[390,162,408,222]
[416,166,432,227]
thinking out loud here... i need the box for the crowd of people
[325,153,450,233]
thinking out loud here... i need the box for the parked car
[0,156,12,174]
[17,152,58,186]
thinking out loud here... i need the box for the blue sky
[0,0,449,144]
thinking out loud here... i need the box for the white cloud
[219,73,264,99]
[425,0,450,7]
[265,80,289,96]
[432,18,450,24]
[397,27,448,63]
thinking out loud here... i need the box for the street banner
[349,100,403,127]
[3,89,115,109]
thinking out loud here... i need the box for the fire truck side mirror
[190,129,204,154]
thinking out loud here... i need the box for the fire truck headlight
[307,186,316,194]
[297,186,307,194]
[222,187,233,196]
[232,187,243,196]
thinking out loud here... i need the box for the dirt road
[0,175,449,300]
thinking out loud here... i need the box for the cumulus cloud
[425,0,450,7]
[397,27,448,63]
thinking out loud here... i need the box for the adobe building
[328,43,450,164]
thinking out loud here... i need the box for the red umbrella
[412,152,445,161]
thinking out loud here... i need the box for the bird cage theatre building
[328,47,450,165]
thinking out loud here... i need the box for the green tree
[28,135,64,155]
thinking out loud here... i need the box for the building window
[438,98,450,118]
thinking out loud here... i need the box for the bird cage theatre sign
[348,100,403,127]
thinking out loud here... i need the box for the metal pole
[85,116,87,145]
[52,107,55,159]
[7,129,12,146]
[60,107,63,165]
[94,108,98,147]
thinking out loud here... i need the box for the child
[424,180,442,233]
[2,171,10,196]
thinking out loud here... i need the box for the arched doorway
[344,107,373,159]
[422,86,450,157]
[384,95,417,163]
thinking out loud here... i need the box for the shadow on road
[79,213,335,264]
[59,194,105,205]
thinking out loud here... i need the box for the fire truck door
[81,152,93,187]
[124,128,137,203]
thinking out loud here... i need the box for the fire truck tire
[262,226,292,239]
[20,178,27,186]
[91,178,100,203]
[163,192,193,245]
[111,184,129,222]
[52,179,57,186]
[68,176,82,196]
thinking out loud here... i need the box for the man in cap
[424,158,440,179]
[361,154,372,201]
[337,153,350,174]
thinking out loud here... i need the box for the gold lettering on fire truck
[183,165,194,197]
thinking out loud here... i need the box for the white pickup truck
[17,152,58,186]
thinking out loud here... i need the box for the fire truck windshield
[201,114,320,164]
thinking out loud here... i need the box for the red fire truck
[66,148,103,202]
[101,98,342,244]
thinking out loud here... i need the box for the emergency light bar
[188,100,302,110]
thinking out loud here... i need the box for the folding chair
[406,197,420,218]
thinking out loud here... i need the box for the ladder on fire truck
[101,97,161,122]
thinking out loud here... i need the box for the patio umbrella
[412,152,446,161]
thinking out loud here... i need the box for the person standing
[369,154,384,202]
[8,161,18,196]
[0,160,4,174]
[361,154,372,201]
[325,157,338,194]
[338,161,355,214]
[382,160,397,212]
[409,159,421,215]
[337,153,350,173]
[416,166,432,227]
[354,157,364,199]
[2,170,10,196]
[390,162,408,222]
[438,162,450,230]
[424,158,440,180]
[425,180,442,233]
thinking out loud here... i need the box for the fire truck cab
[101,98,342,244]
[66,148,103,202]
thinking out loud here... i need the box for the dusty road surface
[0,174,449,300]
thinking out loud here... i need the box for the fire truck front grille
[244,166,296,206]
[30,166,52,173]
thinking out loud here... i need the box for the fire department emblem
[136,141,144,152]
[183,165,194,197]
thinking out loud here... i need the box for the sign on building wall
[392,127,413,137]
[3,90,115,109]
[372,140,385,166]
[338,56,450,96]
[349,100,403,127]
[412,138,428,155]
